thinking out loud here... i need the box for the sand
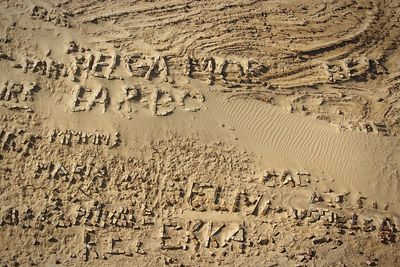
[0,0,400,266]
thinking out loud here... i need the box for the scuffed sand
[0,0,400,266]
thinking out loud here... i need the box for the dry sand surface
[0,0,400,266]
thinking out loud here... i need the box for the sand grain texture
[0,0,400,266]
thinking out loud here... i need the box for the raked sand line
[203,90,359,177]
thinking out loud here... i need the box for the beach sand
[0,0,399,266]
